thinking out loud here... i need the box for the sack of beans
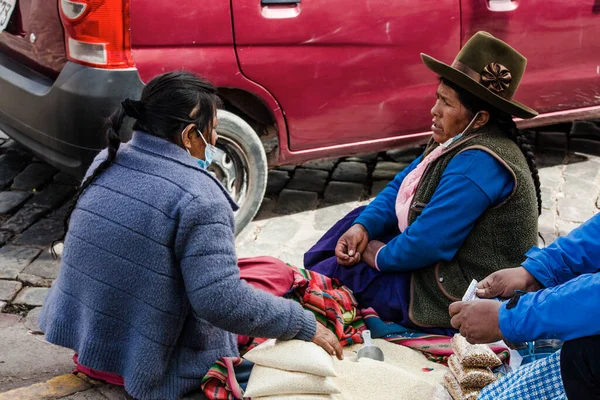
[448,355,496,388]
[444,371,480,400]
[243,365,341,398]
[243,339,336,377]
[451,334,502,368]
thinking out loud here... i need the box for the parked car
[1,0,599,231]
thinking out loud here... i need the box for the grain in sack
[451,334,501,368]
[243,339,336,377]
[443,372,479,400]
[244,365,341,398]
[448,355,496,388]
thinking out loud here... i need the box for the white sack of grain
[243,339,336,377]
[244,365,341,398]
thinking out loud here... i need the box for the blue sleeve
[499,273,600,342]
[376,150,514,272]
[354,154,423,239]
[521,213,600,288]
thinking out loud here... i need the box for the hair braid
[51,72,221,258]
[497,117,543,215]
[51,106,125,257]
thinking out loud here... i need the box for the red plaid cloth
[288,266,365,347]
[201,265,365,399]
[201,337,267,400]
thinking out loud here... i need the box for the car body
[1,0,599,230]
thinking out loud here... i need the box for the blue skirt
[304,206,456,336]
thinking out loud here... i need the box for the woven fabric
[361,308,509,365]
[478,351,566,400]
[201,265,365,400]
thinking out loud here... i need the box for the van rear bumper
[0,55,144,177]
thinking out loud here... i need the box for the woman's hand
[476,267,541,299]
[362,240,386,269]
[449,300,503,344]
[312,323,344,360]
[335,224,369,266]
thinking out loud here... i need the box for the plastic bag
[448,355,496,388]
[444,372,479,400]
[451,334,502,368]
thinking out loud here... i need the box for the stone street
[0,121,599,398]
[236,141,600,268]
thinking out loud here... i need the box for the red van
[0,0,599,230]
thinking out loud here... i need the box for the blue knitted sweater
[38,132,316,400]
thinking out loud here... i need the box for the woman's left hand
[363,240,386,269]
[449,300,503,344]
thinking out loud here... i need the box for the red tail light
[58,0,134,69]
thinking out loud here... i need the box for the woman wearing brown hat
[305,31,541,332]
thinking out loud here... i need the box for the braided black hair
[53,71,222,254]
[495,116,542,215]
[439,77,542,215]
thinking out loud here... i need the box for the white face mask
[441,111,481,148]
[181,128,226,169]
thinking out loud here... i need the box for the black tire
[208,110,268,234]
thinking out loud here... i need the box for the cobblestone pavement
[0,122,599,397]
[236,144,600,267]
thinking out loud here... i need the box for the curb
[0,373,100,400]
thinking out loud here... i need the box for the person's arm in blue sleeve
[354,154,423,239]
[375,150,514,272]
[498,213,600,342]
[521,213,600,288]
[499,272,600,343]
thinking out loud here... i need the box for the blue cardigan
[38,132,316,400]
[500,213,600,343]
[355,150,514,271]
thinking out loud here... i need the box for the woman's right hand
[312,323,344,360]
[476,267,542,299]
[335,224,369,266]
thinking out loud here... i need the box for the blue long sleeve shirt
[499,213,600,343]
[355,149,514,272]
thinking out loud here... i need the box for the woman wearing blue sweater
[38,72,342,400]
[305,32,542,333]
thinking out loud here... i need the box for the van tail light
[58,0,134,69]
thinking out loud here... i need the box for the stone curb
[0,373,100,400]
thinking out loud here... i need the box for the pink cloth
[395,145,445,232]
[73,354,124,386]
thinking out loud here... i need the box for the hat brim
[421,53,538,119]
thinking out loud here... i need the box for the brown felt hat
[421,31,538,119]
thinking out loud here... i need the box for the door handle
[261,0,301,4]
[487,0,518,12]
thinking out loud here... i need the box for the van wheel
[208,110,267,234]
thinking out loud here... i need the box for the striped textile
[201,265,366,399]
[201,266,510,399]
[287,266,366,347]
[361,308,510,365]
